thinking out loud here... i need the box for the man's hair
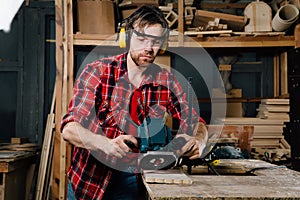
[126,5,169,32]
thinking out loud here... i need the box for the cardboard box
[119,0,159,19]
[212,88,243,117]
[77,0,115,34]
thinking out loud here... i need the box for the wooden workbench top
[143,159,300,200]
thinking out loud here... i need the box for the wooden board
[219,117,286,125]
[195,9,247,31]
[143,169,193,185]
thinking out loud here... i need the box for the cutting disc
[140,151,177,170]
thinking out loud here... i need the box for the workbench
[143,159,300,199]
[0,151,37,200]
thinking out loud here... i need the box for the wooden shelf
[73,33,295,48]
[198,97,266,103]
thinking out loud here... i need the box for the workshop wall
[0,1,55,144]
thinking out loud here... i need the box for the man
[61,6,208,200]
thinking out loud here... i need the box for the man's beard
[130,50,155,67]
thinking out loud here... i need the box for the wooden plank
[196,10,246,24]
[74,33,116,40]
[274,53,280,97]
[280,138,291,149]
[184,30,233,35]
[35,114,55,200]
[260,98,289,105]
[199,2,249,9]
[143,169,193,185]
[195,9,246,31]
[220,117,286,125]
[178,0,184,46]
[254,125,283,132]
[280,51,288,96]
[73,34,295,47]
[59,0,69,196]
[60,0,74,198]
[53,0,63,199]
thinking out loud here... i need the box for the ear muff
[118,27,126,49]
[117,21,131,50]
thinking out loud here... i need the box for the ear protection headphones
[116,6,169,55]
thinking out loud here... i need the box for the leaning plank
[35,114,55,200]
[35,84,56,200]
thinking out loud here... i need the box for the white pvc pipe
[272,4,299,32]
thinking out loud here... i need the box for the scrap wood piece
[143,169,193,185]
[244,1,272,32]
[10,137,28,144]
[251,147,290,162]
[280,138,291,149]
[164,10,178,28]
[185,7,196,25]
[184,0,193,6]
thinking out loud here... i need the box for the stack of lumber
[256,99,290,121]
[0,138,39,152]
[218,117,290,162]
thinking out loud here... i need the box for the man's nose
[144,39,155,49]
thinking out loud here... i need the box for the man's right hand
[103,135,138,158]
[62,122,138,158]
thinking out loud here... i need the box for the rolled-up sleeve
[60,62,103,133]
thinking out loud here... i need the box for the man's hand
[174,122,208,160]
[174,134,200,160]
[105,135,138,158]
[62,122,138,158]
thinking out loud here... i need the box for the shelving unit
[53,0,296,199]
[73,33,294,48]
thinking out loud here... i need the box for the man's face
[129,24,164,67]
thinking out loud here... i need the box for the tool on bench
[124,77,220,173]
[174,77,220,175]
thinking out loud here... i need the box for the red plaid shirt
[61,53,204,200]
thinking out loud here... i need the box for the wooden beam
[178,0,184,46]
[54,0,63,199]
[199,2,250,9]
[280,51,288,96]
[274,54,280,97]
